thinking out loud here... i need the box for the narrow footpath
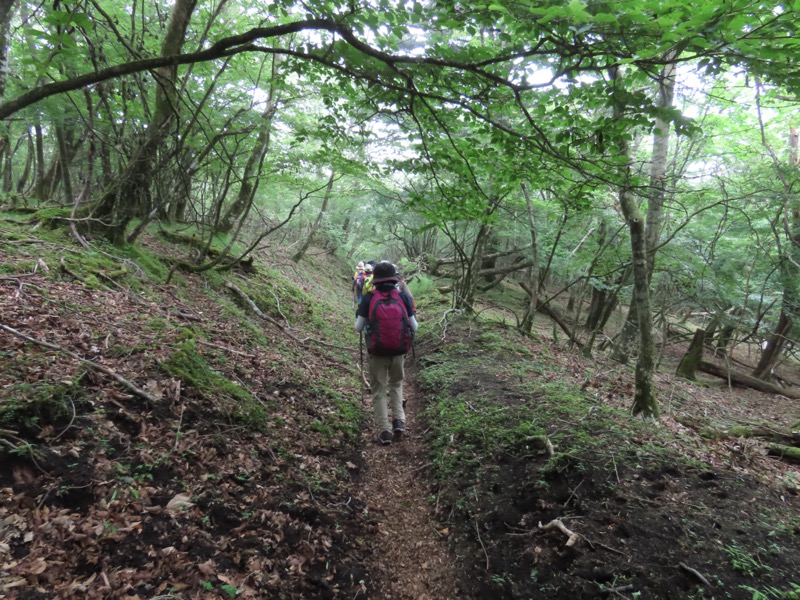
[356,371,467,599]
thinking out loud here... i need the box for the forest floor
[1,220,799,599]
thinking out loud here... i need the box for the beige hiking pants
[368,354,406,432]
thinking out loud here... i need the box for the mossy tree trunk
[610,57,676,366]
[676,328,705,380]
[609,65,658,419]
[92,0,197,244]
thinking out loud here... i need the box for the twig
[197,339,255,357]
[538,518,581,547]
[174,405,185,452]
[296,336,355,352]
[51,398,77,443]
[611,452,620,483]
[0,322,158,403]
[60,256,83,281]
[225,281,287,331]
[438,308,463,340]
[598,583,635,597]
[564,479,584,508]
[475,520,490,570]
[267,284,291,327]
[225,281,359,370]
[679,562,712,588]
[597,542,628,557]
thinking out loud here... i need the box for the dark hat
[371,261,399,284]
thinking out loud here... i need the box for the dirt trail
[357,371,467,600]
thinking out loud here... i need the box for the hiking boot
[392,419,405,435]
[378,430,393,445]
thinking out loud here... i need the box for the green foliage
[409,274,446,311]
[0,380,81,435]
[725,543,773,577]
[160,339,269,431]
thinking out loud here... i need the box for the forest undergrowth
[1,215,799,599]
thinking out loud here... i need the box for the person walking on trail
[355,261,418,445]
[352,261,366,306]
[361,262,374,296]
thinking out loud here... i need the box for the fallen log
[673,415,800,447]
[698,360,800,400]
[767,444,800,464]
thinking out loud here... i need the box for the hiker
[355,261,418,445]
[352,261,365,306]
[361,262,374,296]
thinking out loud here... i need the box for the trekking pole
[359,331,366,402]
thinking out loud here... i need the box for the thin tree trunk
[611,57,676,364]
[16,128,32,193]
[753,309,792,379]
[752,113,800,378]
[217,99,278,234]
[2,127,11,192]
[610,65,658,418]
[94,0,197,243]
[455,219,492,310]
[33,120,44,194]
[519,181,540,334]
[292,169,336,262]
[55,125,73,203]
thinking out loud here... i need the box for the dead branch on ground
[0,322,159,403]
[678,562,712,588]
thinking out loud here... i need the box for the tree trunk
[217,99,278,235]
[752,309,792,379]
[93,0,197,243]
[753,125,800,379]
[610,57,676,365]
[609,66,658,418]
[0,0,14,101]
[519,181,540,334]
[584,220,611,331]
[292,169,336,262]
[455,220,491,310]
[2,128,11,192]
[676,328,705,380]
[55,124,74,204]
[16,128,32,193]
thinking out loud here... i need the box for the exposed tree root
[679,562,712,588]
[538,518,581,547]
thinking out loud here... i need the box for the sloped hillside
[0,221,372,598]
[2,216,800,600]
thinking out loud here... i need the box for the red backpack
[367,288,411,356]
